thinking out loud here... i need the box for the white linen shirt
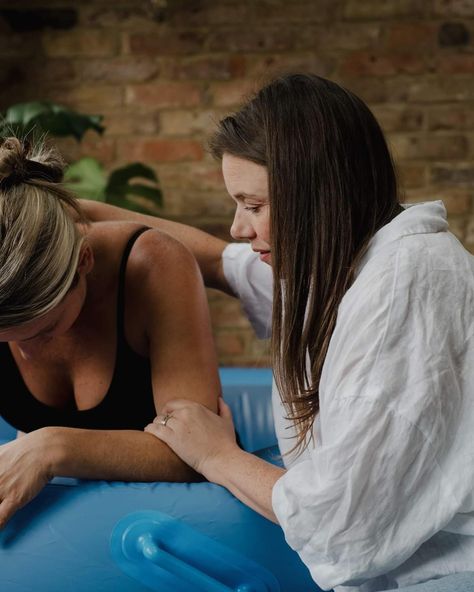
[222,201,474,592]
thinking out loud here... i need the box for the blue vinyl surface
[0,367,320,592]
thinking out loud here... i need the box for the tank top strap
[116,226,151,343]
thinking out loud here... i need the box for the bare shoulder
[128,227,199,274]
[125,227,203,302]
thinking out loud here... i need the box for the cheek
[258,217,271,243]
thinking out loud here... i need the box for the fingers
[0,498,18,529]
[160,399,198,414]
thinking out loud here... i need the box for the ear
[77,242,94,276]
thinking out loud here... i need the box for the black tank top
[0,227,156,433]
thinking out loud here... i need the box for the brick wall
[0,0,473,366]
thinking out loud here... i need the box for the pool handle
[136,531,234,592]
[110,510,280,592]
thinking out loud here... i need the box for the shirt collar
[358,200,448,271]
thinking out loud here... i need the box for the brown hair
[210,74,400,453]
[0,137,85,329]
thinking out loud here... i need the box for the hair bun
[0,137,65,188]
[0,137,28,185]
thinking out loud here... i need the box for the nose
[230,208,256,241]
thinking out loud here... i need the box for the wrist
[34,426,68,479]
[202,444,247,486]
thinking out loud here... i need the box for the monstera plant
[0,101,162,214]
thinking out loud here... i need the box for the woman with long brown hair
[85,74,474,591]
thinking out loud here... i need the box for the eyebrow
[234,192,264,200]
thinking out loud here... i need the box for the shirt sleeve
[222,243,273,339]
[272,243,470,590]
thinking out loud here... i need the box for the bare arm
[211,449,284,523]
[0,230,222,526]
[145,398,284,523]
[50,231,222,483]
[80,199,232,294]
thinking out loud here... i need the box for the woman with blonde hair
[0,137,220,527]
[87,74,474,591]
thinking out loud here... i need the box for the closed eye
[244,206,261,213]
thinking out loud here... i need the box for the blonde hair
[0,137,85,329]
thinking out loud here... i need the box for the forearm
[207,447,285,523]
[42,426,200,483]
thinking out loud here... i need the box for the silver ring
[159,413,172,427]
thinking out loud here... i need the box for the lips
[256,251,271,264]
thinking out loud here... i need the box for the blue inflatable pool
[0,368,320,592]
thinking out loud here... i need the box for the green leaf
[1,101,105,141]
[106,163,158,193]
[4,101,50,125]
[104,162,162,211]
[64,157,107,201]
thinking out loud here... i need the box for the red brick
[344,0,426,19]
[209,79,258,107]
[245,53,335,79]
[316,24,382,50]
[189,189,235,217]
[80,134,116,165]
[127,30,206,56]
[438,54,474,74]
[54,134,116,166]
[433,0,474,17]
[117,139,204,163]
[407,75,474,102]
[158,162,225,191]
[166,2,249,26]
[431,165,474,185]
[0,32,41,57]
[102,111,160,136]
[215,331,246,356]
[162,55,246,81]
[209,298,252,328]
[448,215,468,242]
[47,85,124,110]
[405,189,471,215]
[428,106,474,130]
[371,106,424,132]
[79,5,154,29]
[199,223,233,242]
[78,58,159,84]
[340,51,425,77]
[337,76,407,104]
[207,27,301,53]
[442,191,472,214]
[126,82,202,108]
[53,137,81,164]
[158,187,235,218]
[465,216,474,248]
[390,134,468,160]
[251,0,338,23]
[42,30,119,57]
[385,23,437,51]
[159,109,224,137]
[0,59,75,87]
[397,163,427,188]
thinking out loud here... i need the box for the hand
[145,397,239,482]
[0,429,53,527]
